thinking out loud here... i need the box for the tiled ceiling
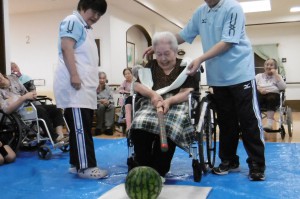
[9,0,300,31]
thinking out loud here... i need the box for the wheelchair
[115,93,130,134]
[126,89,218,182]
[260,90,293,139]
[0,98,70,160]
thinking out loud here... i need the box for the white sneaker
[69,165,77,174]
[161,176,166,184]
[78,167,108,179]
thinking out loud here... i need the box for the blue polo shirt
[179,0,255,86]
[58,11,87,54]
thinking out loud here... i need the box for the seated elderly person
[124,65,143,131]
[130,32,198,178]
[95,72,115,135]
[11,62,35,92]
[12,63,67,137]
[0,73,66,147]
[256,58,286,130]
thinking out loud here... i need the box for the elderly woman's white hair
[98,71,107,77]
[152,31,178,52]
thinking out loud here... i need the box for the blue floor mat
[0,138,300,199]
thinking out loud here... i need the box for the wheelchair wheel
[126,136,139,172]
[192,158,202,182]
[0,111,22,152]
[191,132,204,182]
[20,123,46,150]
[199,96,217,170]
[280,125,286,140]
[204,103,217,168]
[195,131,207,174]
[38,145,52,160]
[127,156,139,172]
[286,107,293,137]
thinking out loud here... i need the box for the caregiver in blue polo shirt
[180,0,265,181]
[54,0,108,179]
[145,0,265,181]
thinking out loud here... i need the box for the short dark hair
[123,68,132,76]
[77,0,107,15]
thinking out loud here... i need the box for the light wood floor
[95,112,300,143]
[263,112,300,143]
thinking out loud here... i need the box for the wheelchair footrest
[264,128,281,133]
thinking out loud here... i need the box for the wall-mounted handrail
[286,82,300,85]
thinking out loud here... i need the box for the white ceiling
[9,0,300,31]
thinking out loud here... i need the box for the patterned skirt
[131,94,195,152]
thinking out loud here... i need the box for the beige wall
[7,6,300,100]
[247,22,300,100]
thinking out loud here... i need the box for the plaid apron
[131,93,195,152]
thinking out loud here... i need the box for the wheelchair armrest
[35,96,53,105]
[36,95,47,98]
[36,95,53,101]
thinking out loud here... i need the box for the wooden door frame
[0,0,6,74]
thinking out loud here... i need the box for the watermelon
[125,166,162,199]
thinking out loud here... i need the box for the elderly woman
[256,58,286,130]
[130,32,198,178]
[118,68,133,95]
[95,72,115,135]
[11,62,34,91]
[0,73,66,147]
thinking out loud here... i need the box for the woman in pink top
[118,68,133,95]
[118,68,133,129]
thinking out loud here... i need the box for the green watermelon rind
[125,166,163,199]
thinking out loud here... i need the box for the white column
[3,0,10,73]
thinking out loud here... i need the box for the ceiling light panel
[290,6,300,13]
[240,0,271,13]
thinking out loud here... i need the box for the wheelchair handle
[190,91,201,96]
[157,107,168,152]
[36,95,53,101]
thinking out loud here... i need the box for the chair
[260,90,293,139]
[114,93,129,134]
[0,100,70,160]
[127,88,218,182]
[0,110,22,152]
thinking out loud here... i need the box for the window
[254,53,265,74]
